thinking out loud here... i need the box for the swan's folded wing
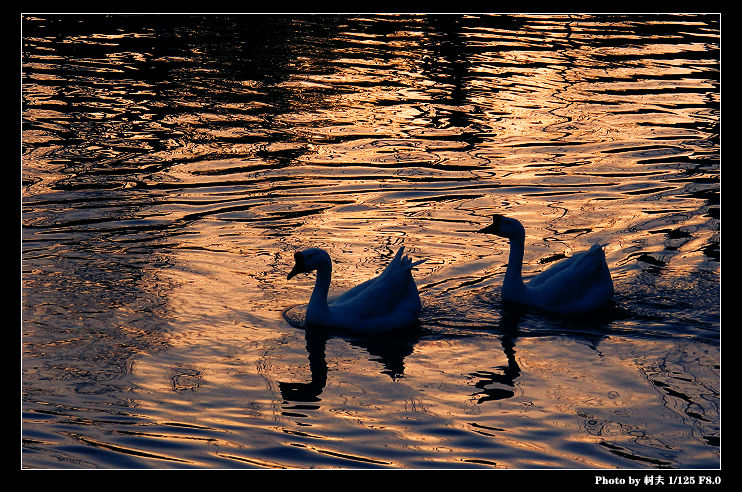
[330,246,423,323]
[332,272,420,322]
[528,245,613,308]
[333,276,378,305]
[333,247,405,305]
[529,244,606,288]
[528,251,585,288]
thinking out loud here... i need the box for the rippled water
[22,14,720,469]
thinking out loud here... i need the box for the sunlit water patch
[22,14,718,469]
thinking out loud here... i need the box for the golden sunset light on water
[23,14,718,472]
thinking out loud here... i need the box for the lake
[22,14,719,469]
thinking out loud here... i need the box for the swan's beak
[287,252,306,280]
[477,214,502,234]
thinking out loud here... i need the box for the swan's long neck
[307,261,332,318]
[503,236,527,300]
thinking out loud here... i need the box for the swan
[287,245,426,333]
[478,215,614,315]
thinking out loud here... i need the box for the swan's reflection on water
[465,302,615,405]
[277,330,328,403]
[275,291,718,469]
[279,295,617,407]
[467,309,522,403]
[279,305,421,403]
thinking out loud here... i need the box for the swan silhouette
[287,246,426,333]
[478,215,614,315]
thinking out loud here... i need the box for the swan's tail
[588,243,609,254]
[394,246,427,270]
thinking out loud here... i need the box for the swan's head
[287,247,331,280]
[478,214,525,240]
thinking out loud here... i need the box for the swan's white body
[288,246,425,333]
[479,215,614,315]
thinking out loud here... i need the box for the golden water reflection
[22,14,718,468]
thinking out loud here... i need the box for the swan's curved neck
[503,236,527,298]
[308,261,332,315]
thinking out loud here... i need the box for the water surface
[22,14,719,469]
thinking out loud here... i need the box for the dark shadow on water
[277,328,329,403]
[280,268,719,409]
[466,299,616,404]
[422,289,620,404]
[279,305,423,403]
[467,307,522,403]
[279,292,619,406]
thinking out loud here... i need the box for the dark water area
[22,14,719,469]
